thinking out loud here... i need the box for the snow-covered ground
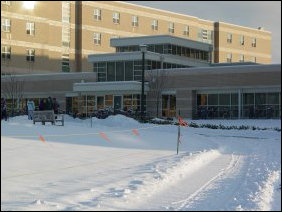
[1,115,281,211]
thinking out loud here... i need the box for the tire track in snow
[97,150,223,210]
[172,153,242,210]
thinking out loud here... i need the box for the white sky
[127,1,281,64]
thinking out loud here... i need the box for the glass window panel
[125,61,133,81]
[155,45,163,54]
[255,93,266,105]
[208,94,218,105]
[116,61,124,81]
[231,93,238,105]
[107,62,115,81]
[219,94,230,105]
[197,94,207,106]
[267,93,279,104]
[243,93,254,105]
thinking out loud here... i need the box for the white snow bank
[252,170,281,211]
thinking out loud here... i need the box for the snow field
[1,115,281,211]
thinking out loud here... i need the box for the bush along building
[1,35,281,119]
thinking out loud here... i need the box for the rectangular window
[113,12,120,24]
[107,62,115,81]
[26,22,35,35]
[62,1,70,23]
[125,61,133,81]
[168,22,174,33]
[1,46,11,60]
[94,8,101,21]
[93,33,101,45]
[2,18,11,32]
[202,29,208,40]
[240,35,244,45]
[151,19,158,30]
[132,16,138,27]
[116,61,124,81]
[62,27,70,47]
[252,38,257,47]
[94,62,106,82]
[26,49,35,62]
[183,25,189,36]
[226,53,232,63]
[105,95,113,107]
[227,33,232,43]
[62,54,70,72]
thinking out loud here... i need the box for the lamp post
[140,44,147,120]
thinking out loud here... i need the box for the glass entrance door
[114,96,122,110]
[97,96,104,110]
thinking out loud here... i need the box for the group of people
[27,97,60,120]
[1,99,7,121]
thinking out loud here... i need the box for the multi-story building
[1,1,272,75]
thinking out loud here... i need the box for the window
[252,38,256,47]
[2,18,11,32]
[168,22,174,33]
[151,19,158,30]
[2,46,11,60]
[227,33,232,43]
[132,16,138,27]
[116,61,124,81]
[26,49,35,62]
[26,22,35,35]
[62,1,70,23]
[107,62,115,81]
[113,12,120,24]
[93,33,101,45]
[62,27,70,47]
[183,25,189,36]
[226,53,232,63]
[125,61,133,81]
[94,62,106,82]
[239,54,244,62]
[2,1,10,5]
[202,29,208,40]
[62,54,70,72]
[94,8,101,21]
[240,35,244,45]
[105,95,113,107]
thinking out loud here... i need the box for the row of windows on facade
[94,8,190,35]
[1,46,70,72]
[93,60,189,82]
[1,18,35,35]
[226,53,256,63]
[227,33,257,47]
[196,92,281,118]
[116,44,210,62]
[1,46,35,61]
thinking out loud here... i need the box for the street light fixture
[140,44,147,120]
[23,1,36,10]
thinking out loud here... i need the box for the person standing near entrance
[27,99,35,120]
[2,99,8,121]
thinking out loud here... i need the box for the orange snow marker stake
[39,134,46,144]
[99,132,111,143]
[132,129,139,136]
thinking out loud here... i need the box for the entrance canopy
[71,81,149,96]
